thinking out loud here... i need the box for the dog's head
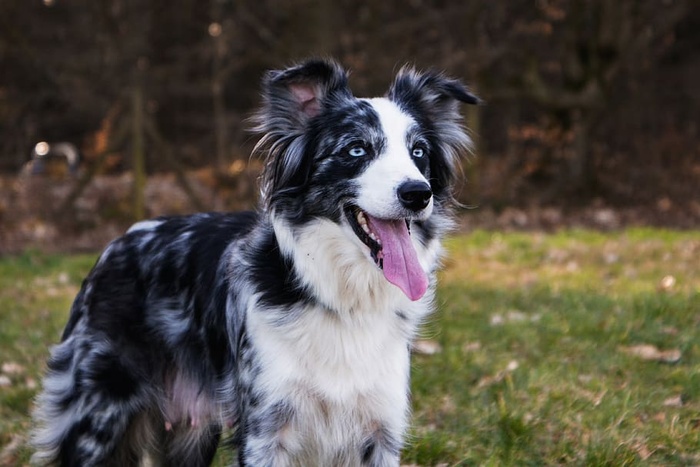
[254,58,478,301]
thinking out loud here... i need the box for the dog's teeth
[353,208,381,246]
[357,211,371,234]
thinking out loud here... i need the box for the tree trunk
[460,101,482,207]
[567,109,595,195]
[211,0,228,170]
[132,79,146,221]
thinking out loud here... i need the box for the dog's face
[255,59,478,300]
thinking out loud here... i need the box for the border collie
[32,58,478,466]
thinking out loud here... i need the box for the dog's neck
[269,213,435,323]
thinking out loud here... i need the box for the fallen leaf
[578,374,593,384]
[658,275,676,292]
[633,441,653,461]
[661,326,679,336]
[490,314,505,326]
[412,339,442,355]
[490,310,540,326]
[58,272,70,284]
[592,390,607,407]
[663,395,684,407]
[620,344,681,363]
[505,310,527,322]
[477,360,519,388]
[462,341,482,353]
[1,362,25,375]
[440,395,456,414]
[25,377,37,390]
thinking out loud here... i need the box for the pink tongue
[366,216,429,301]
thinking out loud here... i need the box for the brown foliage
[0,0,698,229]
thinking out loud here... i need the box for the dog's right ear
[257,59,351,132]
[255,59,350,208]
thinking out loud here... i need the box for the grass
[1,229,699,465]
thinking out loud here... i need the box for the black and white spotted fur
[31,58,478,466]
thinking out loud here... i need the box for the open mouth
[343,203,428,301]
[343,203,410,268]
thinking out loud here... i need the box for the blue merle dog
[31,58,478,466]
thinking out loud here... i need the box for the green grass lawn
[1,229,699,466]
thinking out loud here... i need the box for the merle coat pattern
[31,58,478,466]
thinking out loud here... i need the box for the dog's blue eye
[348,146,367,157]
[412,147,425,158]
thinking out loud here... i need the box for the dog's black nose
[398,181,432,211]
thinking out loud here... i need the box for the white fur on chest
[247,300,411,461]
[250,300,410,400]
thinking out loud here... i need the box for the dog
[31,58,478,466]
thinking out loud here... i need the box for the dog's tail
[31,287,153,466]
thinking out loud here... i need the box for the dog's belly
[162,370,219,430]
[247,303,410,458]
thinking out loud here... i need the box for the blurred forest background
[0,0,698,252]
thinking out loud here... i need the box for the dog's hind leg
[32,335,153,466]
[156,423,222,467]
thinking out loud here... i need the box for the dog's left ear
[388,66,480,114]
[388,67,480,200]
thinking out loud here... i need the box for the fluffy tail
[31,332,145,466]
[31,278,152,467]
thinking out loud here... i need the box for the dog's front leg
[238,433,296,467]
[360,425,403,467]
[238,443,293,467]
[237,401,297,467]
